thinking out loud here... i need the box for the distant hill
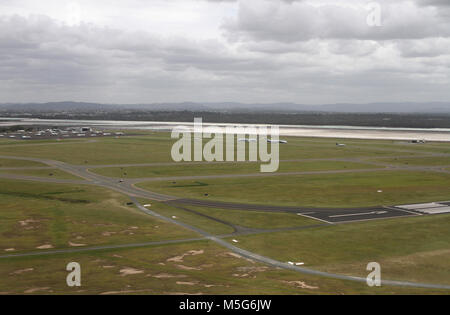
[1,101,450,113]
[311,102,450,114]
[0,102,114,112]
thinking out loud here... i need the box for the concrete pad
[396,202,445,210]
[413,206,450,214]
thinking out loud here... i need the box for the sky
[0,0,449,105]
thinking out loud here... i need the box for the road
[1,154,450,289]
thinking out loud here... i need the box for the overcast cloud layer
[0,0,449,105]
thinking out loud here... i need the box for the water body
[1,117,450,141]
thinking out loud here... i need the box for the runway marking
[298,213,334,224]
[384,206,423,216]
[329,211,387,218]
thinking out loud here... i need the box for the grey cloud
[0,1,449,104]
[396,38,450,58]
[419,0,450,6]
[0,14,284,102]
[223,0,450,42]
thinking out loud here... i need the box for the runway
[167,199,420,224]
[3,118,450,141]
[1,153,450,289]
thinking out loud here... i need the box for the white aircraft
[238,138,257,142]
[336,143,346,147]
[267,139,288,144]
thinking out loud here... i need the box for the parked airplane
[267,139,288,144]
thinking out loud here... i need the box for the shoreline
[1,117,450,142]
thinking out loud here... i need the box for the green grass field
[136,200,320,234]
[0,134,435,166]
[0,158,46,168]
[137,170,450,208]
[226,214,450,285]
[0,132,449,294]
[91,160,381,178]
[0,169,82,180]
[0,179,196,253]
[0,241,447,295]
[0,137,171,165]
[0,136,175,164]
[185,205,319,230]
[366,156,450,166]
[137,199,235,235]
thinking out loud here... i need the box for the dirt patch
[176,265,202,271]
[153,273,187,279]
[119,267,144,276]
[93,223,116,227]
[167,256,185,263]
[18,218,44,231]
[36,244,53,249]
[282,280,319,290]
[232,266,269,277]
[10,268,34,275]
[167,249,204,263]
[69,241,86,247]
[176,281,198,286]
[102,231,117,237]
[221,252,255,264]
[237,266,269,273]
[24,287,51,294]
[19,219,40,226]
[204,284,228,288]
[200,264,214,269]
[232,273,250,278]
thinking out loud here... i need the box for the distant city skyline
[1,0,449,105]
